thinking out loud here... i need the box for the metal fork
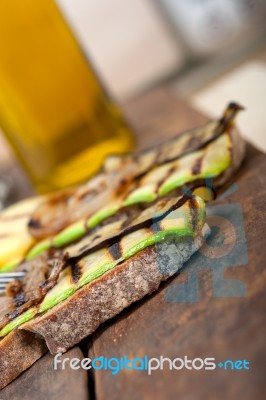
[0,272,26,295]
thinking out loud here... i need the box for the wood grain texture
[0,346,89,399]
[87,89,266,400]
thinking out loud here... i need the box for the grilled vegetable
[0,197,43,271]
[0,193,206,337]
[28,163,136,240]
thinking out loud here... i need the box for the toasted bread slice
[0,224,208,389]
[22,224,209,354]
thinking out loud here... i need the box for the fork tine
[0,278,25,283]
[0,272,26,295]
[0,272,26,278]
[0,279,19,284]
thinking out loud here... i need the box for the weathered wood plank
[0,346,89,399]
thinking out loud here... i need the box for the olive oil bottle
[0,0,134,193]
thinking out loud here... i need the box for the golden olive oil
[0,0,134,192]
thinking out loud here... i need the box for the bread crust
[21,228,208,354]
[0,330,47,389]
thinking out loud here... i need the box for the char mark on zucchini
[108,242,122,261]
[70,261,83,284]
[191,156,203,175]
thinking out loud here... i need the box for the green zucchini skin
[0,195,206,338]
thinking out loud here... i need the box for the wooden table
[1,87,266,400]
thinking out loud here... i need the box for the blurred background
[55,0,266,99]
[0,0,266,207]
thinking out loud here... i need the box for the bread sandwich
[0,103,246,388]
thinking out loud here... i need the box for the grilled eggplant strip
[0,194,206,337]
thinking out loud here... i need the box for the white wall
[56,0,184,100]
